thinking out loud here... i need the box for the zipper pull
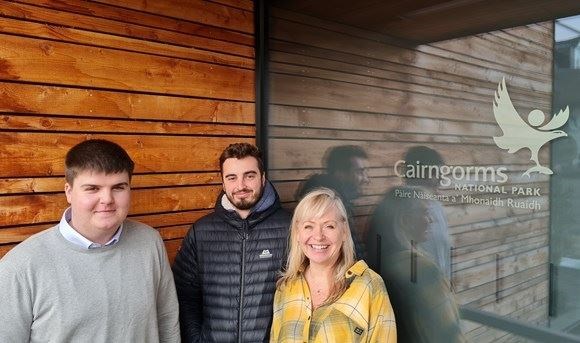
[242,220,249,239]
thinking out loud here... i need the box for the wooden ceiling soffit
[271,0,580,44]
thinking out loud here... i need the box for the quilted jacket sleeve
[172,226,202,343]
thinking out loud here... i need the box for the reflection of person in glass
[297,145,370,259]
[403,146,452,278]
[271,188,396,343]
[367,186,465,343]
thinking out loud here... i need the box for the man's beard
[226,187,264,210]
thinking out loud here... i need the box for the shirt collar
[298,260,368,278]
[345,260,368,278]
[59,208,123,249]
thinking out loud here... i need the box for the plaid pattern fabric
[271,260,397,343]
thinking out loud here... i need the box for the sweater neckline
[53,224,127,254]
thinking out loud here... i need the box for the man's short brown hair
[65,139,135,184]
[326,145,368,175]
[219,143,264,174]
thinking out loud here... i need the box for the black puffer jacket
[173,184,291,343]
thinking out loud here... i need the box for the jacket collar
[215,180,281,229]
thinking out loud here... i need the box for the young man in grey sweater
[0,139,180,342]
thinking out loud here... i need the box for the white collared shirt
[59,208,123,249]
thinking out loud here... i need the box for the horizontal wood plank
[0,2,254,57]
[269,40,550,100]
[1,185,222,226]
[270,73,543,123]
[0,115,255,137]
[0,82,254,124]
[270,58,550,110]
[1,172,223,194]
[270,17,551,92]
[453,229,548,267]
[14,0,254,46]
[422,38,552,77]
[131,210,212,228]
[269,51,550,109]
[0,16,253,69]
[208,0,253,11]
[268,126,495,144]
[454,247,548,292]
[0,35,255,101]
[457,264,547,305]
[0,133,253,177]
[268,138,548,169]
[92,0,254,34]
[0,209,212,244]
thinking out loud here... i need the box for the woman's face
[298,208,346,269]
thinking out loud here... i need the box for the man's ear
[262,172,266,186]
[64,182,73,204]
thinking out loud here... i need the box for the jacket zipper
[238,223,248,343]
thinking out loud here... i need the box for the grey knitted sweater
[0,220,180,342]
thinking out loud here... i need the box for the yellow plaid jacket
[270,260,397,343]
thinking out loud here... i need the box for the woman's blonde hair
[278,187,356,304]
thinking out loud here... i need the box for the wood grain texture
[13,0,254,46]
[0,115,255,137]
[0,133,253,177]
[0,209,212,245]
[0,82,254,124]
[1,172,222,194]
[0,1,254,57]
[209,0,253,11]
[1,185,221,226]
[0,35,254,101]
[92,0,254,33]
[0,16,254,69]
[0,0,256,259]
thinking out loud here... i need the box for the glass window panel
[266,4,580,341]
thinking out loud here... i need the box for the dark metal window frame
[255,0,269,167]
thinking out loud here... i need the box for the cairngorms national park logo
[493,78,569,177]
[392,78,567,210]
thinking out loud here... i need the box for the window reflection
[267,5,580,341]
[551,14,580,336]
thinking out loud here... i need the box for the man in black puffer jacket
[173,143,291,343]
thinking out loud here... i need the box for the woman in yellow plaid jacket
[270,188,396,343]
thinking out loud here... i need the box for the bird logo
[493,78,569,177]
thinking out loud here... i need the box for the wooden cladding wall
[267,7,552,342]
[0,0,255,262]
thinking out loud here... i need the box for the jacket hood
[215,180,282,229]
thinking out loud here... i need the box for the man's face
[337,157,370,199]
[222,157,265,210]
[65,170,131,241]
